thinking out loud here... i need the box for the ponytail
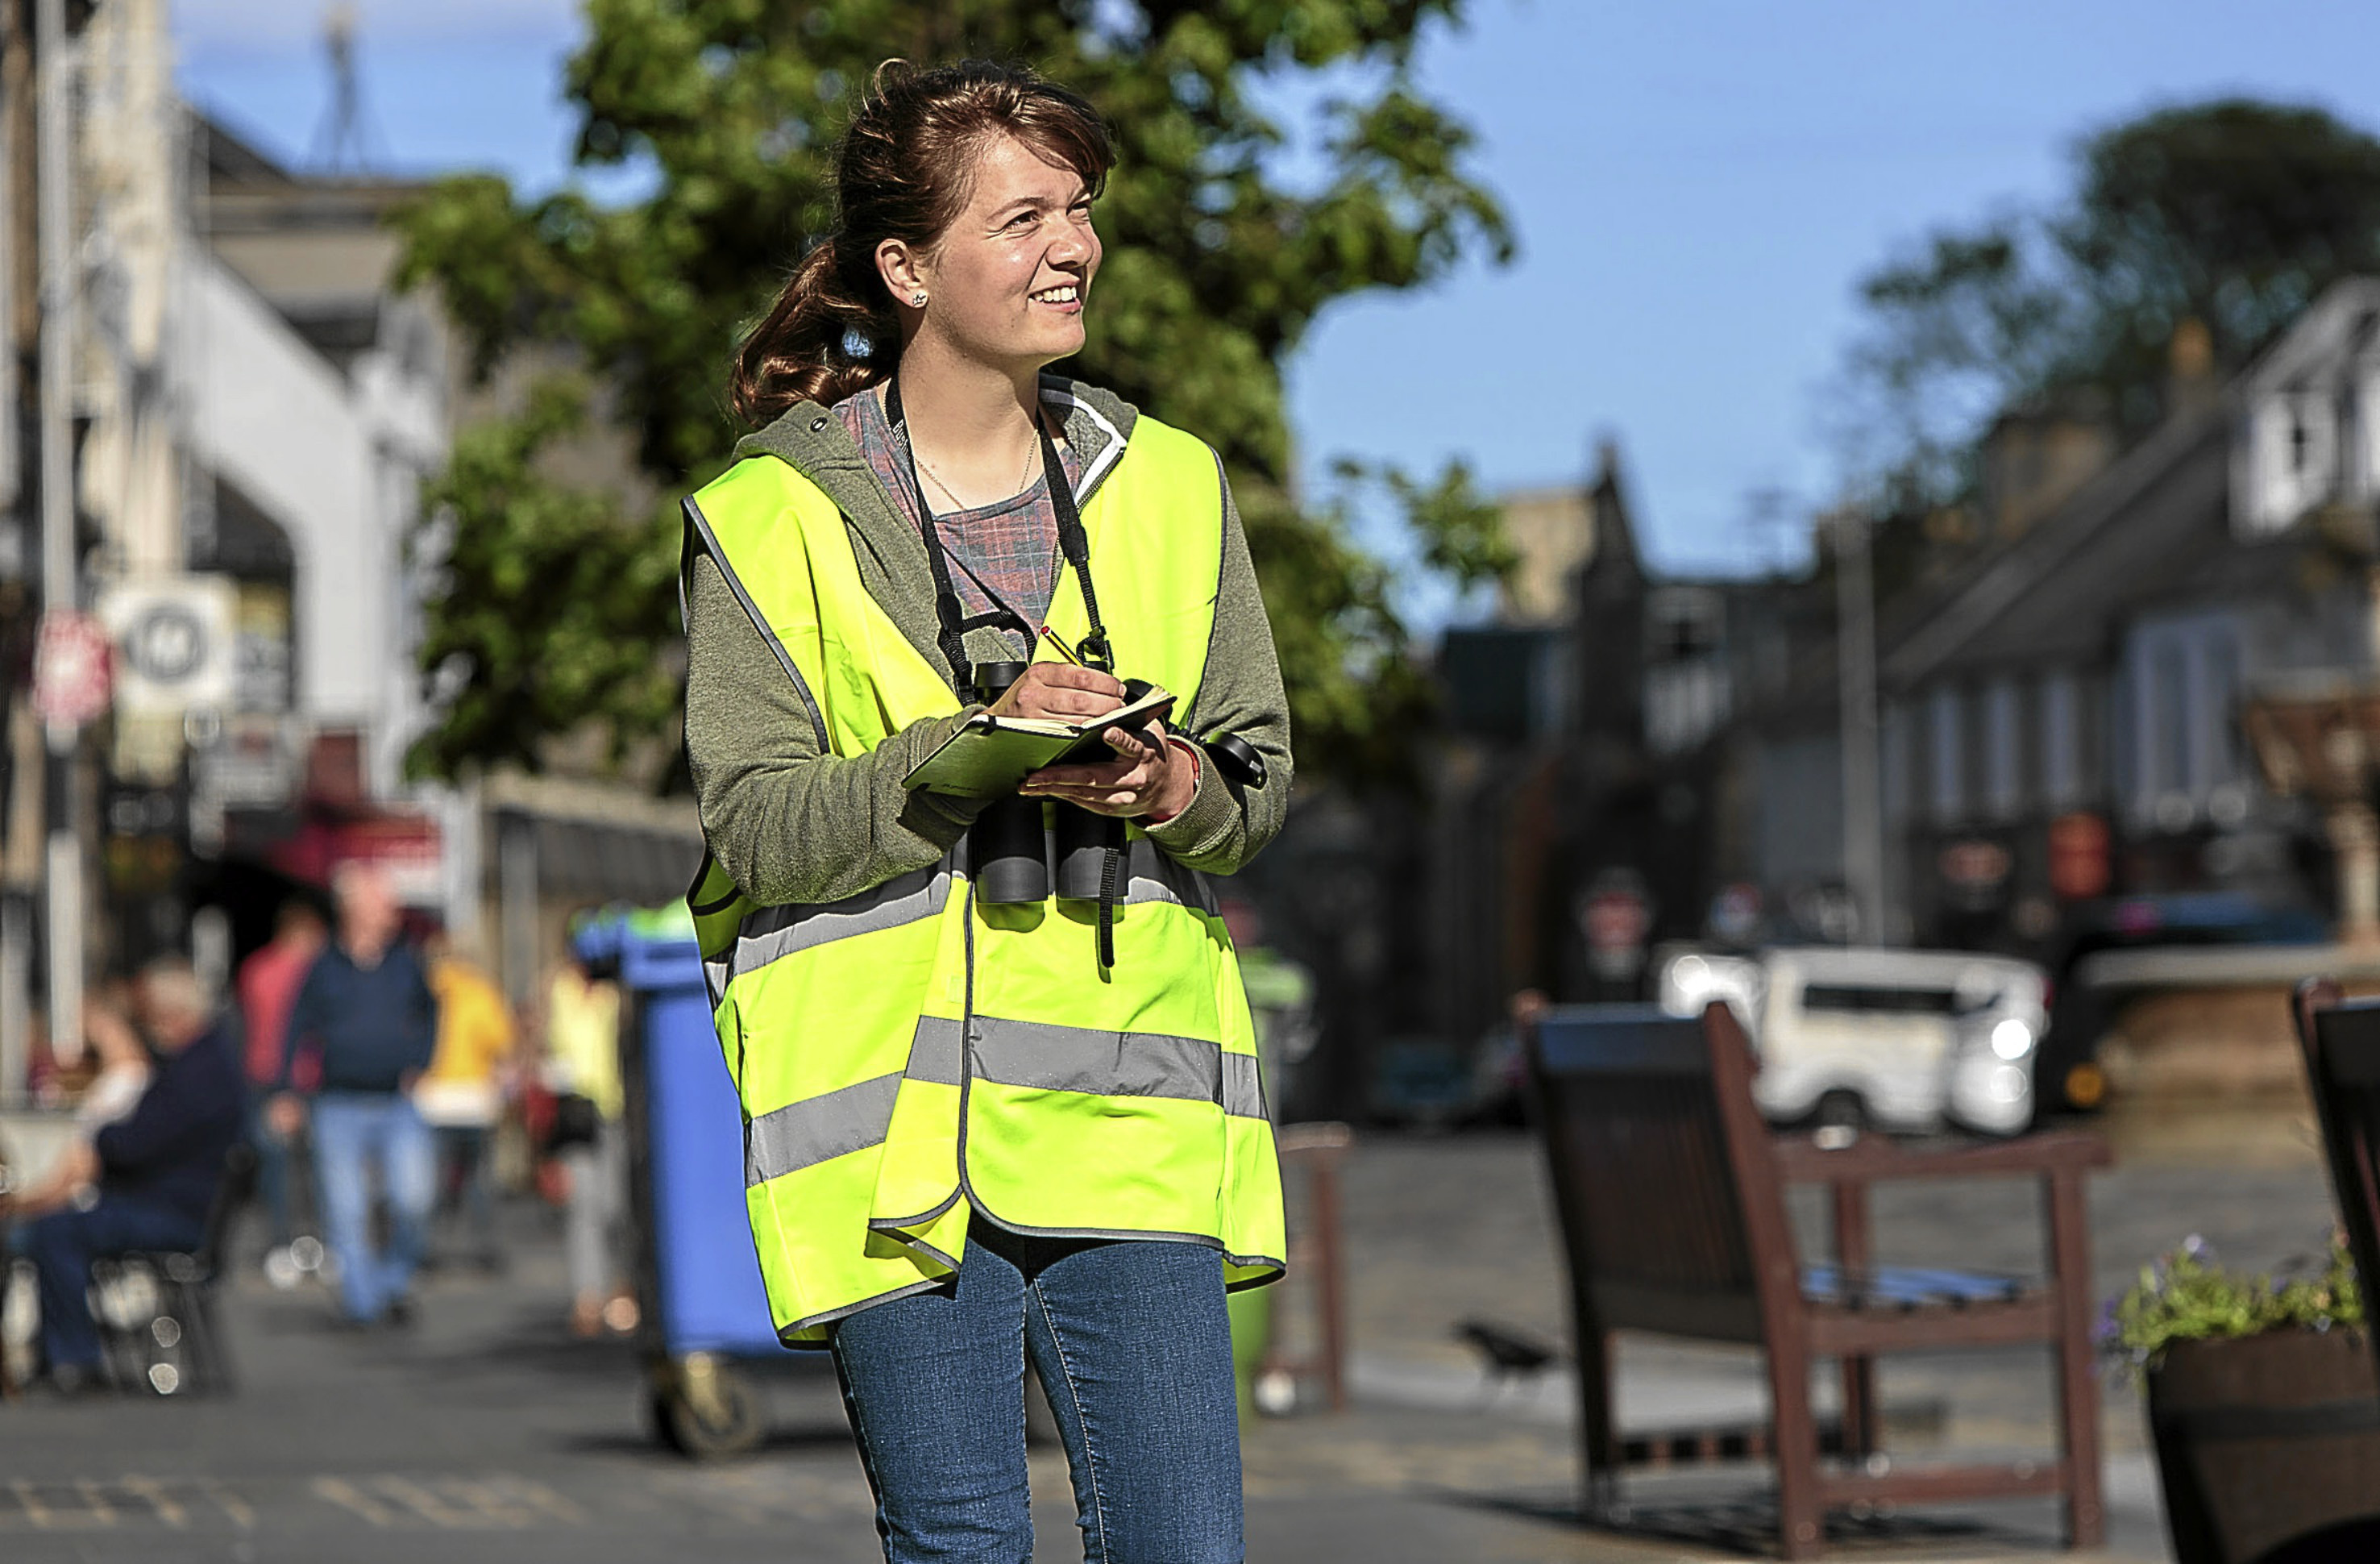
[729,59,1113,431]
[730,236,895,427]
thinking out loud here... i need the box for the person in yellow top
[415,930,516,1272]
[542,947,629,1336]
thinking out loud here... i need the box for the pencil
[1039,624,1083,665]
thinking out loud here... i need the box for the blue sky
[176,1,2380,580]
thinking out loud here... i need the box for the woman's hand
[986,664,1124,722]
[1020,721,1198,822]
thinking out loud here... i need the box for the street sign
[98,576,238,718]
[2049,812,2112,901]
[31,609,112,730]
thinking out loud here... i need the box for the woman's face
[911,132,1101,372]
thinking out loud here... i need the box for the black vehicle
[2034,892,2327,1113]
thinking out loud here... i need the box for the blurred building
[0,7,700,1079]
[1653,288,2380,971]
[1392,282,2380,1089]
[1850,287,2380,953]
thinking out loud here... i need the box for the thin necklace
[906,409,1043,510]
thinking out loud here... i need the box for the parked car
[1655,945,2050,1137]
[2033,892,2327,1114]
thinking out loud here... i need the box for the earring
[910,290,928,307]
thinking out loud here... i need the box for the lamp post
[1833,508,1886,946]
[34,0,82,1060]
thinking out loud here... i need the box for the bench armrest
[1772,1129,2112,1186]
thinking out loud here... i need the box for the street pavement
[0,1108,2341,1562]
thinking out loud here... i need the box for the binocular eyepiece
[966,661,1127,905]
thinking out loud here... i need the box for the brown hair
[730,60,1114,428]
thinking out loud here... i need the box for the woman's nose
[1049,223,1095,267]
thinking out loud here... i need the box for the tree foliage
[408,381,684,780]
[1834,98,2380,507]
[395,0,1515,788]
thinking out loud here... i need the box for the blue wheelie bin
[578,905,800,1458]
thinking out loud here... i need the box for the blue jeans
[830,1225,1243,1563]
[248,1096,303,1250]
[311,1093,435,1321]
[23,1197,204,1371]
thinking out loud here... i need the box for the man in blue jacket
[268,861,439,1325]
[12,959,243,1393]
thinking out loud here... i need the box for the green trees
[397,2,1514,785]
[1837,98,2380,509]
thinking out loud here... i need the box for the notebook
[902,684,1176,798]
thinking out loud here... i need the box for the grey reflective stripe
[906,1015,965,1085]
[702,953,730,1010]
[733,864,949,980]
[974,1017,1216,1101]
[1122,838,1218,915]
[1221,1051,1265,1120]
[912,1013,1263,1117]
[745,1072,903,1186]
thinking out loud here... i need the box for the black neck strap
[886,376,1111,692]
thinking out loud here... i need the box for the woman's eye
[1006,211,1038,230]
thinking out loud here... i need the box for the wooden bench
[2291,980,2380,1370]
[1524,1001,2110,1558]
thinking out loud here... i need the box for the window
[1800,984,1960,1017]
[2041,672,2079,809]
[2206,635,2242,789]
[1880,701,1911,826]
[2245,390,2337,534]
[2359,369,2380,501]
[1929,686,1963,825]
[2126,612,2248,821]
[1983,679,2021,817]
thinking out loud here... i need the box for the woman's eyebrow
[989,187,1092,223]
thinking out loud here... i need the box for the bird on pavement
[1455,1318,1562,1383]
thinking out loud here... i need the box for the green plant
[2103,1234,2364,1381]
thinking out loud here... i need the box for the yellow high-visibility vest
[683,410,1285,1345]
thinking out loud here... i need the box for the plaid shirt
[837,387,1082,661]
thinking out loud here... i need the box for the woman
[683,58,1291,1562]
[542,946,631,1336]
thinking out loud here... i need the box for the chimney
[1980,392,2114,543]
[2167,316,2219,419]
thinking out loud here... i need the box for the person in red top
[238,897,326,1267]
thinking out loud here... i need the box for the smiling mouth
[1031,284,1082,305]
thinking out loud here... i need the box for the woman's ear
[876,238,928,312]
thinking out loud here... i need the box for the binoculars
[968,661,1129,905]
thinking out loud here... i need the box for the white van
[1655,946,2048,1137]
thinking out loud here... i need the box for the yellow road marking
[119,1476,186,1528]
[200,1479,255,1529]
[311,1476,395,1526]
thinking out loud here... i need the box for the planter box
[2147,1329,2380,1564]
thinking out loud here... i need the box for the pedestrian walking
[238,897,326,1270]
[542,946,631,1337]
[683,60,1291,1560]
[417,930,515,1273]
[268,863,438,1327]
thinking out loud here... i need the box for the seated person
[5,958,242,1393]
[6,995,155,1217]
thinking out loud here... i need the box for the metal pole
[1835,510,1885,945]
[0,9,20,1100]
[35,0,81,1061]
[499,810,538,1012]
